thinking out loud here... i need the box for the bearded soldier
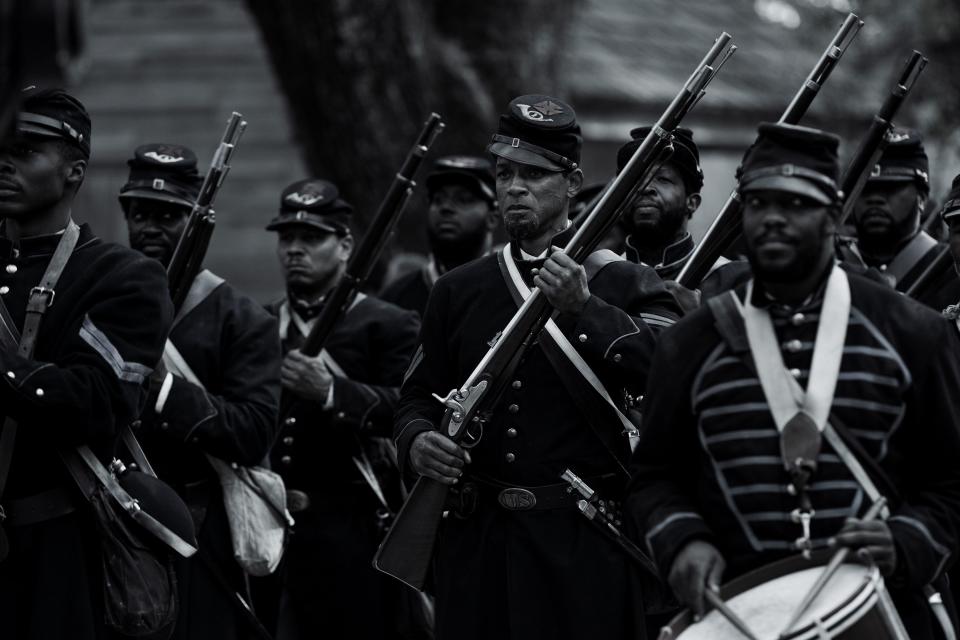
[264,178,420,639]
[381,155,498,316]
[394,95,682,640]
[120,143,281,640]
[0,88,173,638]
[627,123,960,639]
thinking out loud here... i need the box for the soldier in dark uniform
[381,155,498,316]
[0,88,174,638]
[395,95,683,640]
[264,178,420,639]
[119,143,281,640]
[842,130,960,309]
[626,123,960,639]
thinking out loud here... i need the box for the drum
[659,552,908,640]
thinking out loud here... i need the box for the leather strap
[172,269,225,329]
[887,230,938,290]
[0,221,80,514]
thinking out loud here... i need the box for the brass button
[578,334,588,343]
[6,371,14,379]
[505,453,516,463]
[130,420,142,429]
[511,380,522,390]
[789,368,802,379]
[784,339,803,353]
[190,436,199,444]
[336,411,346,419]
[284,416,297,426]
[34,388,44,397]
[282,436,294,446]
[159,421,169,430]
[280,455,292,465]
[612,353,622,363]
[0,286,8,295]
[508,404,519,414]
[506,428,518,438]
[791,313,805,326]
[5,264,16,274]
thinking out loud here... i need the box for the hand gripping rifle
[676,13,863,289]
[166,112,247,313]
[373,32,737,591]
[835,51,927,228]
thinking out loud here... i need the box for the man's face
[626,163,696,242]
[496,158,573,240]
[947,217,960,273]
[426,182,493,248]
[125,198,191,265]
[0,135,77,219]
[742,189,834,283]
[275,225,351,291]
[852,181,920,242]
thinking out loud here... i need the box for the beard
[502,209,542,240]
[427,222,489,269]
[624,202,686,250]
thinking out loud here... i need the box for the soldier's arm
[884,320,960,588]
[624,325,715,577]
[0,254,172,442]
[149,294,281,466]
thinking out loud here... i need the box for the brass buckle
[29,286,55,308]
[497,487,536,511]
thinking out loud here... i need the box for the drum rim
[661,551,881,639]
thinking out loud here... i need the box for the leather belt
[4,488,77,527]
[470,473,620,512]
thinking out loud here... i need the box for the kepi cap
[738,122,840,206]
[940,173,960,222]
[867,128,929,193]
[425,155,496,204]
[16,86,91,158]
[119,143,203,209]
[267,179,352,235]
[617,126,703,192]
[488,95,581,172]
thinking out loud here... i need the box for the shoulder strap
[706,290,750,355]
[889,231,938,290]
[172,269,225,329]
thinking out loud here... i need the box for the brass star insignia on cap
[533,100,564,116]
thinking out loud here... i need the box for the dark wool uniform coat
[0,223,173,640]
[380,263,435,318]
[395,242,683,640]
[266,294,421,640]
[135,271,281,640]
[627,271,960,640]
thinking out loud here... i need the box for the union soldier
[626,123,960,639]
[120,143,281,639]
[0,88,174,638]
[381,155,498,316]
[842,129,960,308]
[264,179,421,639]
[395,95,683,640]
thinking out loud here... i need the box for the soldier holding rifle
[264,178,420,639]
[626,123,960,639]
[119,142,281,640]
[394,95,682,639]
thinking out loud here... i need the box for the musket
[374,32,737,591]
[836,51,927,227]
[905,245,952,301]
[292,112,444,361]
[677,13,863,289]
[166,112,247,312]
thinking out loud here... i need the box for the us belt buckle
[497,487,536,511]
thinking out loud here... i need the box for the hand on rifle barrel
[533,249,590,314]
[281,349,333,403]
[410,431,471,485]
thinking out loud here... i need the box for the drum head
[663,553,880,640]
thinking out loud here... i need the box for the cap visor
[265,217,343,234]
[743,175,833,205]
[426,171,496,202]
[15,123,63,140]
[488,142,565,172]
[120,189,195,209]
[867,174,915,183]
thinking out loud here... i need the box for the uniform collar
[748,263,833,316]
[0,220,92,259]
[510,222,576,263]
[624,232,695,272]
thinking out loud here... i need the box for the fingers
[411,432,470,485]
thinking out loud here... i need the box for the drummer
[625,123,960,639]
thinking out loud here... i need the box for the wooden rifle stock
[677,13,862,289]
[374,33,737,591]
[166,112,247,312]
[295,112,444,360]
[836,51,927,227]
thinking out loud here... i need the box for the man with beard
[394,95,682,640]
[381,155,497,316]
[843,130,952,308]
[626,123,960,639]
[264,178,420,639]
[119,143,281,640]
[0,88,173,638]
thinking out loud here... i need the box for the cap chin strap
[490,134,577,171]
[740,163,838,198]
[18,111,85,148]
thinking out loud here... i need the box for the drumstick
[704,588,761,640]
[779,496,888,638]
